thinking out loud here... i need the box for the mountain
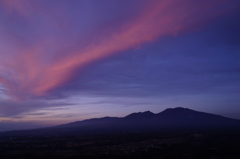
[155,107,240,128]
[124,111,155,120]
[1,107,240,137]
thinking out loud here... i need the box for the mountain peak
[124,111,155,120]
[143,110,154,114]
[165,107,189,110]
[161,107,192,113]
[158,107,201,118]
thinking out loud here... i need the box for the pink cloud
[0,0,238,100]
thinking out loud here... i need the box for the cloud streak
[0,99,75,117]
[0,0,239,100]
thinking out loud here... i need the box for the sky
[0,0,240,131]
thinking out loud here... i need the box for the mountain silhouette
[1,107,240,137]
[124,111,155,120]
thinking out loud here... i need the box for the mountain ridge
[1,107,240,137]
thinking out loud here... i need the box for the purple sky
[0,0,240,131]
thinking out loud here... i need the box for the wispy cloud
[0,100,74,117]
[0,0,238,100]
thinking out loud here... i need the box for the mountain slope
[155,107,240,128]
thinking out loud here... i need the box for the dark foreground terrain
[0,130,240,159]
